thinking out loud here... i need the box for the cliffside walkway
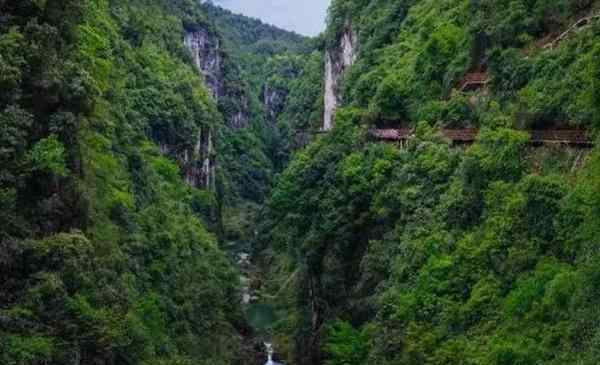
[459,72,489,92]
[543,12,600,50]
[369,128,594,147]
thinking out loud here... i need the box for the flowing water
[234,248,282,364]
[264,342,282,365]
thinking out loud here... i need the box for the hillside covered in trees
[257,0,600,364]
[0,0,311,364]
[2,0,600,365]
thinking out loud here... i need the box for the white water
[264,342,281,365]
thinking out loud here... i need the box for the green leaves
[0,27,26,101]
[0,335,54,365]
[323,321,369,365]
[0,1,244,364]
[466,128,529,183]
[27,135,68,177]
[264,0,600,362]
[0,106,33,176]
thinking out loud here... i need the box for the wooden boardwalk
[459,72,489,92]
[369,128,594,147]
[543,12,600,50]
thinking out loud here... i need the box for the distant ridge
[202,1,309,47]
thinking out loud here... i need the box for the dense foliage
[259,0,600,364]
[187,2,323,211]
[264,115,600,365]
[5,0,600,365]
[202,2,323,173]
[261,51,324,167]
[0,0,257,364]
[324,0,600,129]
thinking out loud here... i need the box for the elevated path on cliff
[369,128,594,147]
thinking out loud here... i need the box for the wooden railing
[369,128,594,147]
[459,72,489,91]
[543,12,600,50]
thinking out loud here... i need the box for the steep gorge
[3,1,600,365]
[0,1,312,364]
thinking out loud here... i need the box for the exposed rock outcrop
[186,27,249,129]
[231,106,249,129]
[157,27,222,190]
[185,28,223,100]
[263,86,286,125]
[323,23,357,131]
[184,127,215,189]
[157,126,214,190]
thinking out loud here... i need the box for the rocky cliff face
[230,102,249,129]
[157,126,214,191]
[186,27,249,130]
[157,28,221,190]
[323,24,357,131]
[184,127,215,189]
[263,86,286,125]
[185,28,223,100]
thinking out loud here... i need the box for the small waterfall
[264,342,279,365]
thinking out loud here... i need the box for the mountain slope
[259,0,600,364]
[0,0,314,364]
[4,0,600,365]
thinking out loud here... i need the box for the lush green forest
[202,3,323,170]
[0,0,310,364]
[2,0,600,365]
[257,0,600,364]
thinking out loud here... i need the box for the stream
[236,250,283,364]
[264,342,283,365]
